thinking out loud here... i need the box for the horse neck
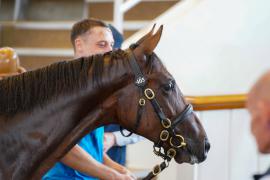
[78,53,135,116]
[0,53,134,179]
[30,55,133,178]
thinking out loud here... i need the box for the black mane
[0,50,128,116]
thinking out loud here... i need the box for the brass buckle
[161,118,171,129]
[139,98,146,106]
[152,164,161,176]
[170,135,186,148]
[144,88,155,100]
[160,130,169,141]
[167,148,176,159]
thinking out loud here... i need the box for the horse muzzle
[198,138,211,163]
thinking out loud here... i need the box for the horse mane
[0,49,128,116]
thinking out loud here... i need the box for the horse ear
[136,25,163,55]
[135,24,156,45]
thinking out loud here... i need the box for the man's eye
[97,42,106,47]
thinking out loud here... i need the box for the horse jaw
[174,144,208,164]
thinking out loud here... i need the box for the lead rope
[142,160,170,180]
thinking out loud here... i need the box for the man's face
[248,100,270,153]
[75,26,114,57]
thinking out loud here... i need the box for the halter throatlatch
[122,45,194,180]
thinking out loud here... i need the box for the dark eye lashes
[163,80,175,91]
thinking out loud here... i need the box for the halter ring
[144,88,155,100]
[160,130,169,141]
[139,98,146,106]
[152,164,161,176]
[161,118,171,129]
[170,135,186,148]
[167,148,177,159]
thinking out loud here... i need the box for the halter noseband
[122,45,194,180]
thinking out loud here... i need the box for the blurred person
[247,70,270,180]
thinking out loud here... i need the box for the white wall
[124,0,270,95]
[125,0,270,179]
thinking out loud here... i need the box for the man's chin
[259,145,270,154]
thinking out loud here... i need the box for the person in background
[104,25,145,166]
[247,70,270,180]
[0,47,26,80]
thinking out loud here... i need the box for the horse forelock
[145,52,166,75]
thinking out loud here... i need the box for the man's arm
[103,153,136,179]
[61,145,133,180]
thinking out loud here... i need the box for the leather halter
[123,45,194,180]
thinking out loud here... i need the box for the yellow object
[170,135,186,148]
[144,88,155,100]
[160,130,169,141]
[0,47,19,73]
[139,98,146,106]
[152,164,161,176]
[167,148,176,159]
[161,118,171,129]
[186,94,247,111]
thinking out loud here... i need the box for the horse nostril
[205,139,210,153]
[198,139,210,162]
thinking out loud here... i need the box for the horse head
[113,25,210,165]
[0,26,209,180]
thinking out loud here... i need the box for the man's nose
[107,46,113,52]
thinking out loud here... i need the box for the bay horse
[0,26,209,180]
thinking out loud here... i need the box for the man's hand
[102,170,136,180]
[103,132,116,152]
[120,167,137,180]
[103,153,137,179]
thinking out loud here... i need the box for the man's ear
[75,38,83,54]
[259,101,270,124]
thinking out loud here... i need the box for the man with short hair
[43,18,135,180]
[247,70,270,180]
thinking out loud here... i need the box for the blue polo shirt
[43,127,104,180]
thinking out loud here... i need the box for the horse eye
[163,80,175,91]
